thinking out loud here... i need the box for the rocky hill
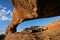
[5,19,60,40]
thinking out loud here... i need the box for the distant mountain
[5,19,60,40]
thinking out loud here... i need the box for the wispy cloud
[3,7,6,9]
[7,10,11,14]
[0,5,3,8]
[0,5,12,21]
[0,28,5,34]
[0,9,6,16]
[0,16,11,20]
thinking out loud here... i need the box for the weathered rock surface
[6,0,60,35]
[4,0,60,40]
[5,19,60,40]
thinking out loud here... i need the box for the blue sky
[0,0,60,34]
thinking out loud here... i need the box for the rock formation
[5,0,60,35]
[22,26,48,33]
[5,19,60,40]
[5,0,60,40]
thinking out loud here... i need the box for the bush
[0,34,5,40]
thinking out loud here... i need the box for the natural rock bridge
[5,0,60,35]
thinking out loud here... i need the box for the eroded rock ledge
[5,20,60,40]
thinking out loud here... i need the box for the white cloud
[0,9,7,16]
[3,7,6,9]
[10,12,12,16]
[0,29,3,31]
[0,16,11,21]
[0,28,4,34]
[0,30,5,34]
[0,5,3,8]
[0,5,12,21]
[0,9,6,16]
[9,18,11,20]
[6,10,11,14]
[0,16,8,20]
